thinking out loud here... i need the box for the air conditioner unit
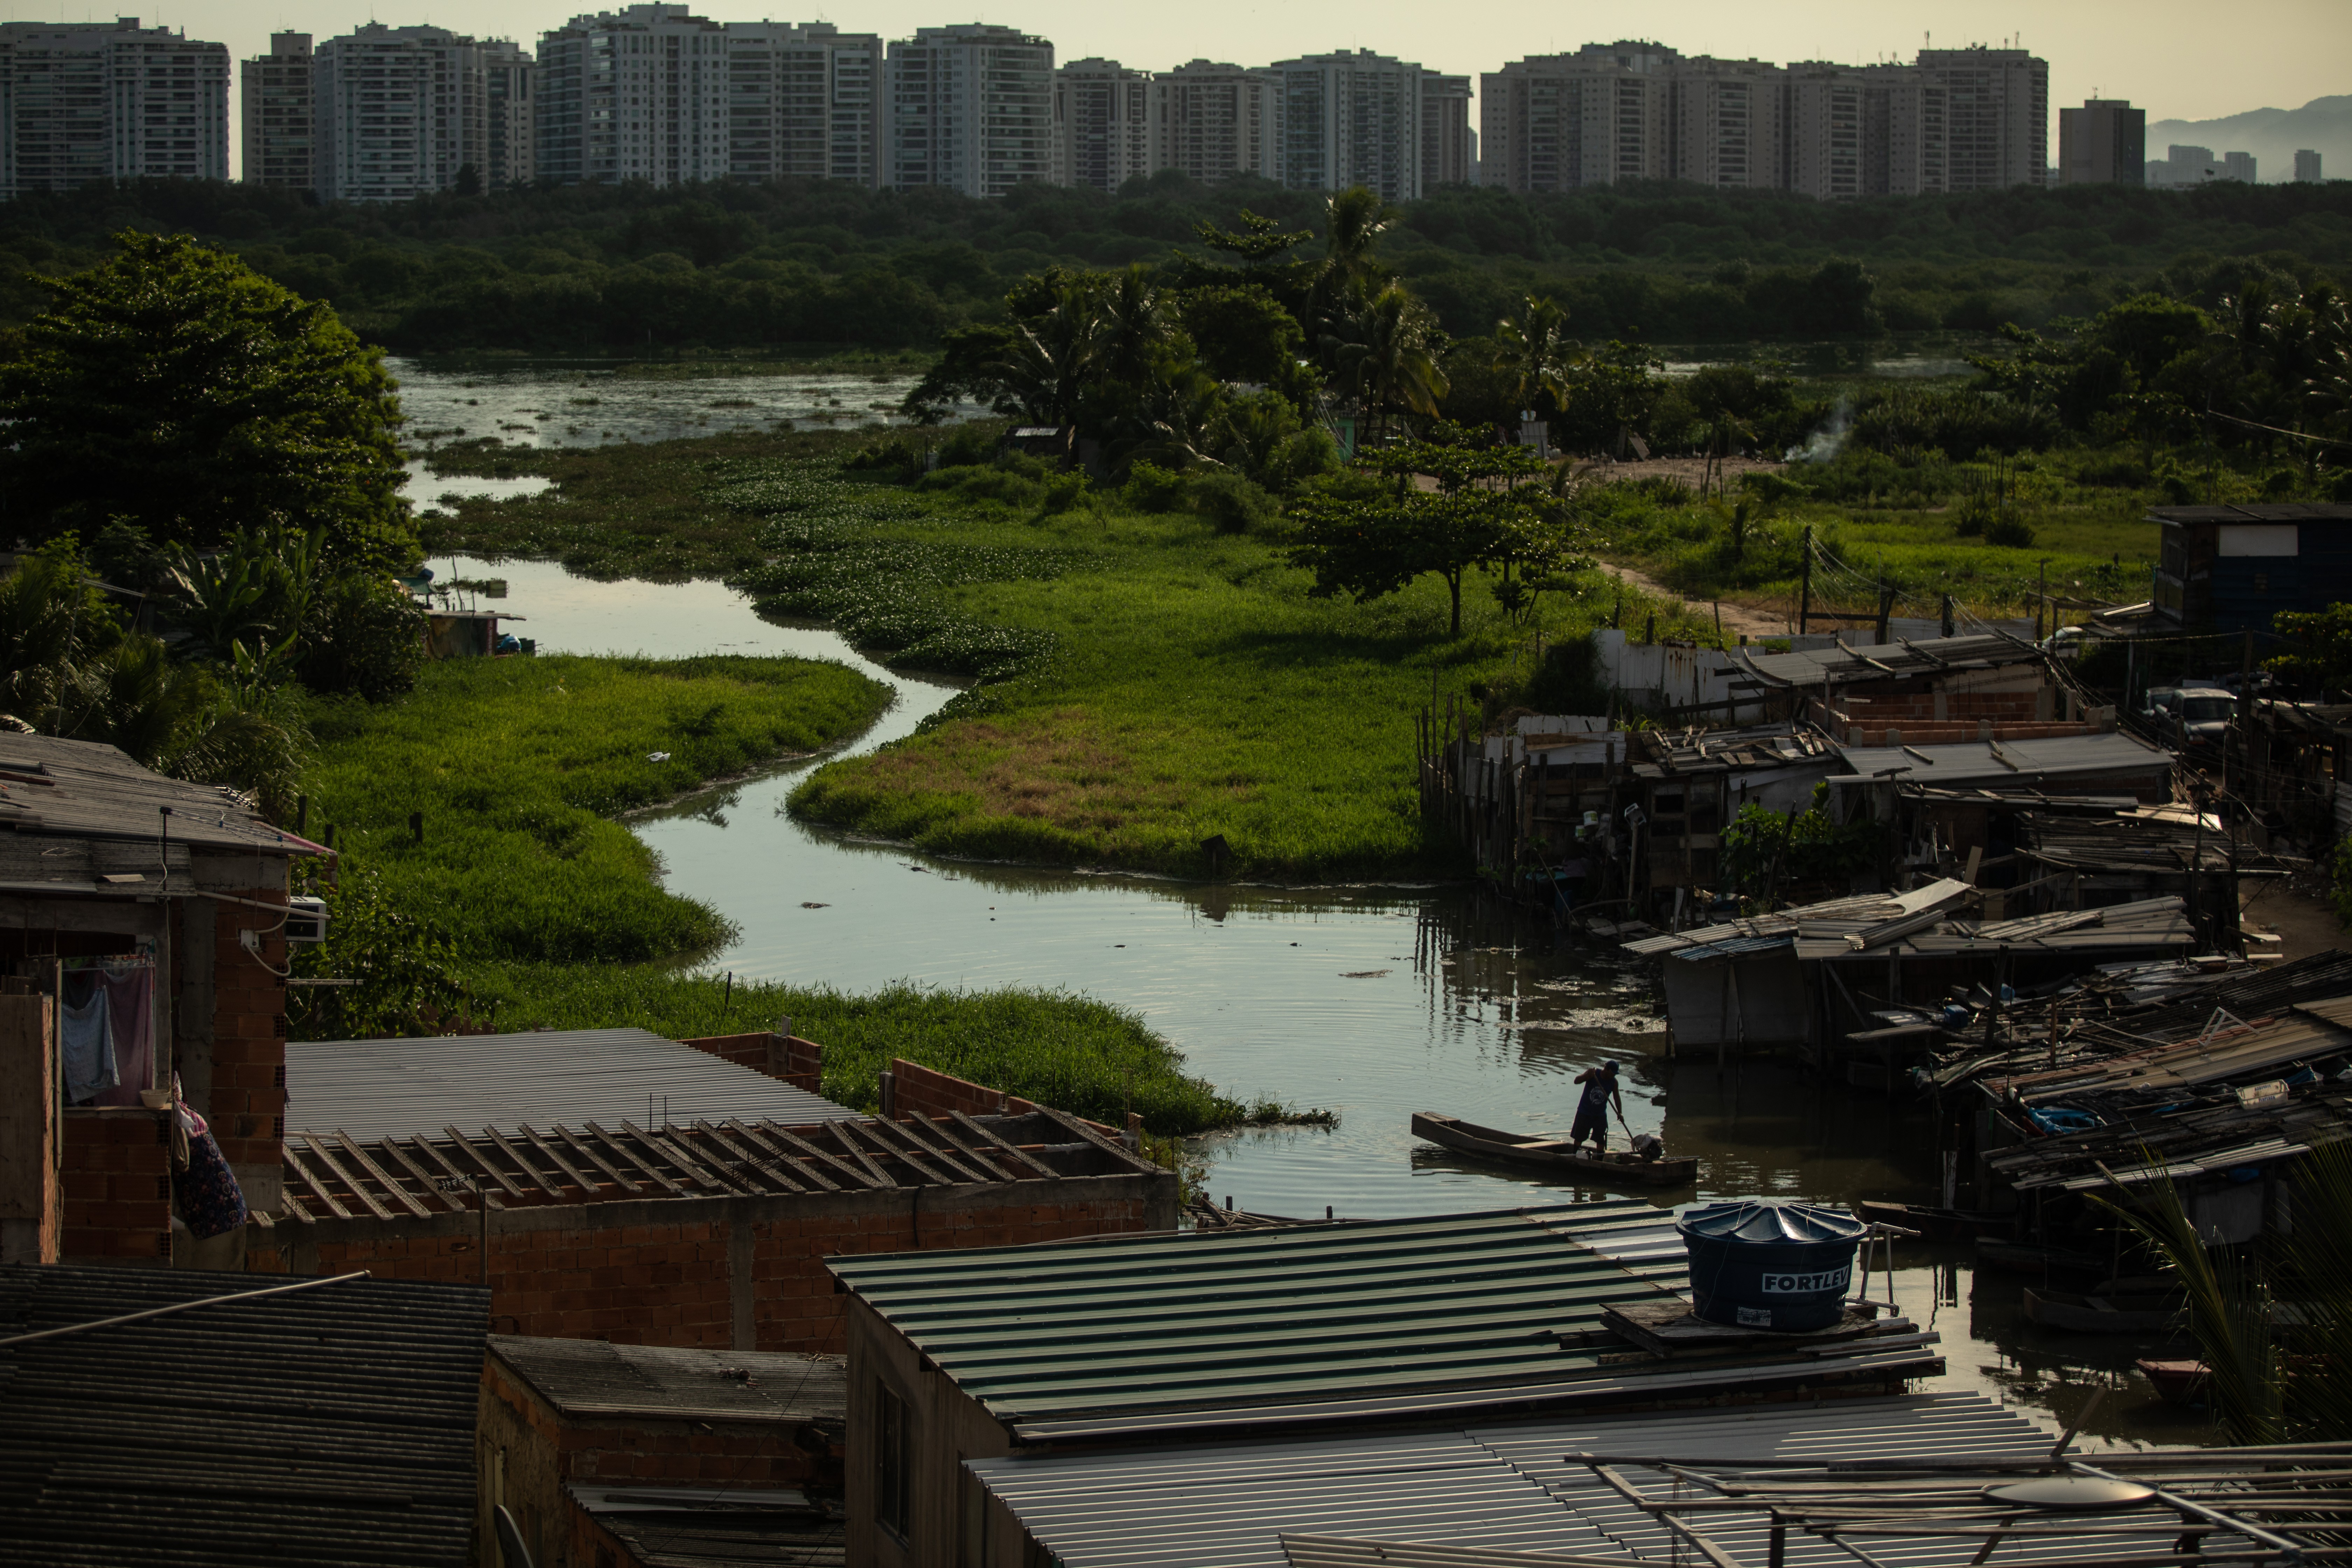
[285,896,329,945]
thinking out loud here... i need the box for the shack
[424,606,527,659]
[2150,502,2352,634]
[0,732,318,1268]
[1832,731,2177,813]
[1726,631,2068,737]
[826,1201,1946,1568]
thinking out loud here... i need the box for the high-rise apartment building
[314,25,509,202]
[1057,57,1151,194]
[1783,62,1868,200]
[720,23,878,184]
[2297,149,2324,183]
[1421,74,1473,189]
[0,18,229,197]
[241,32,315,191]
[2058,98,2144,186]
[1478,42,1674,194]
[1269,50,1429,202]
[482,39,535,189]
[1669,56,1784,190]
[2224,150,2257,184]
[537,6,731,187]
[1915,47,2045,190]
[883,24,1054,197]
[1147,59,1278,185]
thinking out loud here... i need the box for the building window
[875,1381,910,1540]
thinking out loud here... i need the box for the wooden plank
[948,1111,1060,1180]
[621,1118,746,1194]
[376,1137,472,1213]
[765,1125,888,1189]
[404,1135,505,1210]
[1034,1105,1161,1175]
[282,1141,353,1221]
[691,1119,805,1195]
[823,1121,897,1188]
[581,1120,686,1196]
[895,1116,1002,1184]
[517,1123,600,1197]
[299,1134,392,1221]
[330,1130,432,1219]
[479,1124,565,1200]
[727,1121,844,1192]
[1600,1299,1904,1358]
[854,1119,964,1186]
[442,1126,527,1199]
[277,1189,314,1224]
[552,1123,642,1195]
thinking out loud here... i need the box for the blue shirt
[1578,1073,1616,1119]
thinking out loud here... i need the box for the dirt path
[1593,559,1794,641]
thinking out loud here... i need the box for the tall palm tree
[990,281,1106,427]
[1308,187,1397,343]
[1494,296,1578,422]
[1323,285,1449,447]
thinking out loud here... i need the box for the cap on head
[1602,1060,1619,1073]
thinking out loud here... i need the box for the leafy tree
[1324,284,1449,444]
[1176,283,1317,406]
[2267,602,2352,698]
[1493,295,1578,421]
[288,862,474,1041]
[0,231,415,574]
[1194,208,1313,268]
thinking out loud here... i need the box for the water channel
[400,357,2210,1446]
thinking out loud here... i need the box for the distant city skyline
[1,0,2342,183]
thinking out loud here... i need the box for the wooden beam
[822,1121,897,1188]
[442,1126,527,1199]
[581,1120,686,1196]
[1034,1105,1161,1176]
[691,1119,805,1195]
[517,1122,600,1197]
[948,1111,1060,1180]
[726,1121,844,1192]
[298,1134,392,1221]
[552,1123,641,1195]
[404,1135,505,1210]
[764,1125,887,1189]
[479,1124,564,1201]
[330,1130,431,1219]
[621,1119,747,1194]
[282,1141,352,1221]
[854,1119,964,1186]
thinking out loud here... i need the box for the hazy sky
[14,0,2350,179]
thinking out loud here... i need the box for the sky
[8,0,2348,181]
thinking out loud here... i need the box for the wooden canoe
[1410,1112,1697,1186]
[2023,1287,2183,1334]
[1855,1201,2015,1240]
[2136,1358,2210,1405]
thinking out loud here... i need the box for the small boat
[2136,1358,2210,1405]
[2023,1287,2183,1334]
[1410,1112,1698,1186]
[1855,1201,2016,1240]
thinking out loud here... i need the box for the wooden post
[0,993,60,1266]
[1798,524,1814,635]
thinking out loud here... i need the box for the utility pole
[1798,524,1814,635]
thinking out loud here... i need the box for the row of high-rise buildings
[0,13,2080,205]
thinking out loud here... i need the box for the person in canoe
[1570,1060,1625,1153]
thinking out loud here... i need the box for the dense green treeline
[0,174,2346,355]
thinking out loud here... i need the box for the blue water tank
[1677,1200,1867,1332]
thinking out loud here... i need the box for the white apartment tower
[2296,149,2323,183]
[1056,58,1150,194]
[314,26,509,202]
[242,32,315,191]
[0,18,229,197]
[1915,47,2046,190]
[883,24,1054,198]
[1269,49,1427,202]
[1148,60,1278,184]
[1421,74,1474,189]
[721,23,880,184]
[1478,42,1675,194]
[482,40,535,190]
[1669,57,1784,190]
[536,6,729,187]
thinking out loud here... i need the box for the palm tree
[989,281,1105,428]
[1494,296,1579,422]
[1308,187,1397,340]
[1323,285,1449,447]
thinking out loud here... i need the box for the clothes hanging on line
[59,974,117,1104]
[173,1126,248,1240]
[90,960,153,1110]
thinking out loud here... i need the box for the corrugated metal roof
[0,1263,486,1567]
[830,1205,1691,1427]
[286,1027,856,1141]
[491,1335,846,1427]
[1736,634,2038,690]
[966,1394,2065,1568]
[1833,731,2171,787]
[0,732,321,855]
[567,1484,845,1566]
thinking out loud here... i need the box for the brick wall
[679,1031,825,1095]
[205,892,288,1177]
[1842,719,2097,747]
[887,1058,1035,1120]
[59,1109,170,1262]
[267,1176,1175,1354]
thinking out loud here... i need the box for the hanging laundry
[173,1123,248,1240]
[90,961,154,1109]
[59,972,117,1104]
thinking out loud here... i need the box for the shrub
[1122,461,1190,512]
[1188,471,1278,534]
[295,574,425,703]
[844,435,921,473]
[1982,513,2037,548]
[933,423,996,469]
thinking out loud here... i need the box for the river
[402,358,2207,1446]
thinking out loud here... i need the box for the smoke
[1785,397,1852,464]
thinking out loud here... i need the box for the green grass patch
[457,963,1275,1135]
[303,652,890,962]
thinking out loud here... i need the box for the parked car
[2166,687,2239,751]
